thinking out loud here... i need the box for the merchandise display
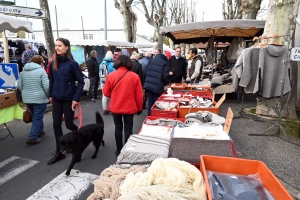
[139,124,173,139]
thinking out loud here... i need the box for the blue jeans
[146,90,160,116]
[26,103,47,139]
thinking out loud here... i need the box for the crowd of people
[16,37,205,159]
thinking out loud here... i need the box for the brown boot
[26,138,41,145]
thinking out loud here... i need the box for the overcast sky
[14,0,268,38]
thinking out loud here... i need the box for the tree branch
[140,0,154,26]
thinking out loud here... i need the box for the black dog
[59,111,105,176]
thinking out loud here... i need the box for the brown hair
[114,55,133,70]
[30,55,44,66]
[53,38,73,71]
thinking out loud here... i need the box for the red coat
[103,66,143,114]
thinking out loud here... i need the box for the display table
[0,104,24,140]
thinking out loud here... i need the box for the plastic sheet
[207,171,274,200]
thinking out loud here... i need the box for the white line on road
[0,156,39,186]
[26,170,98,200]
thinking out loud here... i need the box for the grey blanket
[116,135,170,165]
[169,138,233,164]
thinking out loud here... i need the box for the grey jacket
[253,45,291,98]
[17,62,49,104]
[239,48,260,93]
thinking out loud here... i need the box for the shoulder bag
[112,71,129,91]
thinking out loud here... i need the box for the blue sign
[0,63,19,89]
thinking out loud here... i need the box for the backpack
[100,62,109,82]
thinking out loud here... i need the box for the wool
[87,165,147,200]
[118,158,207,200]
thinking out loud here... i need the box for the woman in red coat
[103,55,143,156]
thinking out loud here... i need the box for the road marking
[26,170,98,200]
[0,156,39,186]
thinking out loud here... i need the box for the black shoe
[47,151,66,165]
[26,138,41,144]
[38,131,45,137]
[115,150,120,157]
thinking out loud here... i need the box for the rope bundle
[118,158,207,200]
[87,165,147,200]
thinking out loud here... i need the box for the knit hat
[105,51,113,59]
[164,50,172,59]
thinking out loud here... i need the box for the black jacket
[131,59,143,85]
[169,56,187,83]
[87,57,99,78]
[143,54,169,94]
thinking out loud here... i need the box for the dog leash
[74,103,83,129]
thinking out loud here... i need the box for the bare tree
[255,0,299,119]
[39,0,55,57]
[114,0,137,43]
[140,0,166,49]
[222,0,263,20]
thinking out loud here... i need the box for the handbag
[23,108,32,123]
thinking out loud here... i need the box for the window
[84,34,88,40]
[32,34,35,40]
[89,34,93,40]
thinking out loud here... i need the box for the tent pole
[2,31,10,63]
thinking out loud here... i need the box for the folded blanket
[169,138,233,164]
[117,135,170,165]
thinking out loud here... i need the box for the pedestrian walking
[102,55,143,156]
[47,38,85,165]
[143,52,170,116]
[87,50,100,102]
[130,51,143,84]
[21,44,38,66]
[17,55,49,145]
[99,51,115,115]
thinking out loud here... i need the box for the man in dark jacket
[143,53,169,116]
[87,50,100,102]
[169,47,187,83]
[139,51,152,109]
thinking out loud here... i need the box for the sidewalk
[221,94,300,199]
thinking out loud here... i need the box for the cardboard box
[0,92,18,109]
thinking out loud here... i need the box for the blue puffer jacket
[143,54,170,94]
[49,55,84,102]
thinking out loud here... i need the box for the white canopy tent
[70,40,135,48]
[0,14,33,63]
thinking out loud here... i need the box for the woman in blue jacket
[47,38,84,165]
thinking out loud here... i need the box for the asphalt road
[0,99,146,200]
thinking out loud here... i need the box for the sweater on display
[17,62,49,104]
[102,66,143,114]
[253,45,291,98]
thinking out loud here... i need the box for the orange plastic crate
[200,155,293,200]
[168,83,187,90]
[151,100,179,118]
[177,93,225,118]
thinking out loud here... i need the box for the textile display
[169,138,233,163]
[173,124,230,140]
[87,165,147,200]
[71,46,85,65]
[0,104,23,124]
[207,171,274,200]
[253,45,291,98]
[116,134,170,165]
[139,124,173,139]
[118,158,207,200]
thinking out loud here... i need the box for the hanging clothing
[205,38,214,64]
[253,45,291,98]
[239,48,260,93]
[226,37,244,63]
[93,46,105,63]
[71,46,85,65]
